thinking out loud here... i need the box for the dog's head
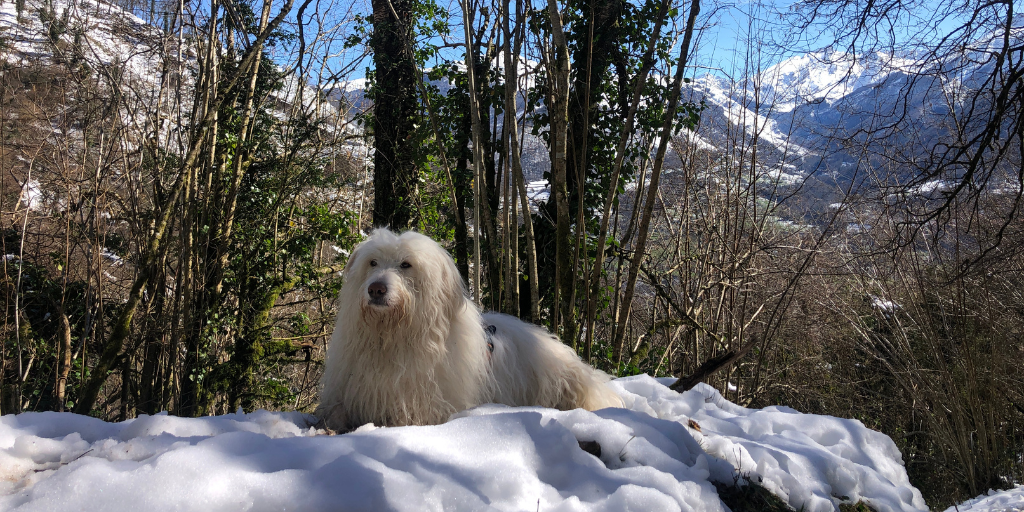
[341,228,467,333]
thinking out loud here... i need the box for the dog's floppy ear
[397,231,467,320]
[416,235,468,319]
[341,237,367,281]
[436,242,468,317]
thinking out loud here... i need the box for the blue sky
[322,0,851,82]
[224,0,984,83]
[688,0,977,79]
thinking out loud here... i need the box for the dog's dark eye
[369,260,378,267]
[400,261,412,269]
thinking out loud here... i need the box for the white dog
[317,228,621,430]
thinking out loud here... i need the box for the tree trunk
[56,308,72,411]
[229,276,295,412]
[74,0,297,415]
[137,257,168,416]
[179,0,221,416]
[228,263,341,410]
[563,0,622,349]
[545,0,572,335]
[565,0,621,193]
[583,0,673,361]
[454,107,472,284]
[500,9,535,322]
[459,0,488,305]
[611,0,700,367]
[371,0,420,229]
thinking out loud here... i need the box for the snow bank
[615,377,926,512]
[0,376,927,512]
[945,485,1024,512]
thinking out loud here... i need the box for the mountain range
[4,0,1017,209]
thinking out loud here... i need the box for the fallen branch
[669,335,759,392]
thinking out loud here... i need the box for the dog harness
[484,324,496,355]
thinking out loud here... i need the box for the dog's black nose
[368,281,387,299]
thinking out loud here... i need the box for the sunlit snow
[0,376,932,512]
[944,486,1024,512]
[761,51,919,113]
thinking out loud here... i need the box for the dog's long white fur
[317,229,621,430]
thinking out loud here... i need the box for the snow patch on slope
[692,75,810,157]
[761,51,919,113]
[945,485,1024,512]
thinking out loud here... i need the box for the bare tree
[787,0,1024,263]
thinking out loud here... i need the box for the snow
[869,295,900,312]
[0,0,193,152]
[944,486,1024,512]
[617,377,925,512]
[678,128,717,152]
[692,75,810,157]
[763,165,803,186]
[0,0,165,85]
[100,248,123,266]
[526,179,550,203]
[913,179,950,195]
[847,223,872,234]
[274,73,344,126]
[19,180,42,211]
[760,51,919,113]
[0,376,931,512]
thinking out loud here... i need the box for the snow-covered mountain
[7,0,1014,208]
[0,0,171,83]
[10,0,1003,210]
[0,0,188,148]
[754,51,920,114]
[747,27,1023,190]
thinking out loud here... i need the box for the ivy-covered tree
[370,0,422,229]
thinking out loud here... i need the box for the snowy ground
[944,486,1024,512]
[0,375,950,512]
